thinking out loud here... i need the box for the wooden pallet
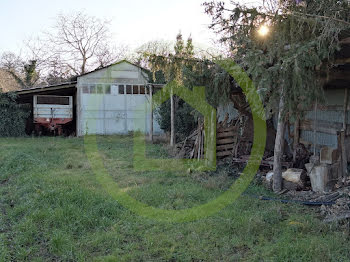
[216,126,238,157]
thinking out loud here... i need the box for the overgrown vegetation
[1,136,350,261]
[156,99,198,141]
[145,33,237,141]
[7,60,39,89]
[204,0,350,191]
[146,33,201,141]
[204,0,350,116]
[0,91,29,136]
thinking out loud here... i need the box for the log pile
[175,121,205,159]
[175,116,272,162]
[174,115,290,168]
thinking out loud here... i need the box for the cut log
[282,169,306,184]
[283,180,301,191]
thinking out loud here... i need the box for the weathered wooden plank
[216,144,234,151]
[217,126,238,133]
[217,138,236,145]
[217,131,237,138]
[333,58,350,65]
[216,151,233,157]
[340,37,350,44]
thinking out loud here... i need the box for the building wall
[217,102,238,123]
[300,88,349,151]
[76,61,162,136]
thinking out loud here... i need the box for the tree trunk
[170,89,175,146]
[81,55,87,74]
[273,90,286,192]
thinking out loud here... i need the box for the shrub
[155,97,198,141]
[0,91,30,136]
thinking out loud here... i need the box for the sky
[0,0,259,55]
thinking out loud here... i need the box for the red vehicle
[33,95,73,135]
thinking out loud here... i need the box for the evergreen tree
[147,34,201,141]
[185,36,195,59]
[174,32,185,57]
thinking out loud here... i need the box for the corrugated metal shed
[76,61,163,136]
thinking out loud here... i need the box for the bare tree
[0,52,23,72]
[50,12,111,74]
[26,12,127,77]
[95,43,129,68]
[133,40,173,68]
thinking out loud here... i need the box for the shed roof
[13,60,161,96]
[77,60,150,78]
[15,81,77,95]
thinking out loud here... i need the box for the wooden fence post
[170,87,175,146]
[342,88,349,177]
[149,85,153,143]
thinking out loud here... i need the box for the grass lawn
[0,136,349,261]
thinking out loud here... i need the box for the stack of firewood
[176,121,205,159]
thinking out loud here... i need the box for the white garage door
[80,84,159,135]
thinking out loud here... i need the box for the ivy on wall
[0,91,30,137]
